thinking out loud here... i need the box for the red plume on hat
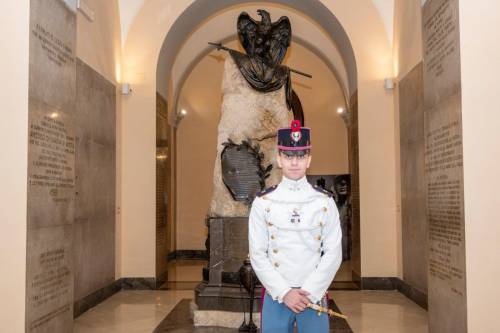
[290,119,301,132]
[290,120,302,142]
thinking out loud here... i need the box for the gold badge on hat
[291,131,302,142]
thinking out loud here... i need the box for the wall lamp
[174,109,188,127]
[121,83,132,95]
[384,78,395,91]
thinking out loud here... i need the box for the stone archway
[121,0,397,286]
[155,2,361,286]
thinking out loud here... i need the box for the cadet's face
[276,152,312,180]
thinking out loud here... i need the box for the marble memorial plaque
[399,63,428,294]
[422,0,467,331]
[73,59,116,303]
[28,98,75,228]
[422,0,461,107]
[26,226,73,332]
[424,94,466,332]
[26,0,76,331]
[29,0,76,110]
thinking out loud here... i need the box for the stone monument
[208,55,292,217]
[194,10,309,328]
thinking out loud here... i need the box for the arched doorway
[169,35,355,286]
[154,2,361,288]
[120,0,397,289]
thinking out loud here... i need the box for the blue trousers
[261,293,329,333]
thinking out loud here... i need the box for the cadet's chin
[284,171,305,180]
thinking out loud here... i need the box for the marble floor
[74,290,194,333]
[331,290,428,333]
[74,260,428,332]
[74,290,428,332]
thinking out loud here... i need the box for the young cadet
[249,120,342,333]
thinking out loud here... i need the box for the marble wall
[399,63,428,296]
[73,59,116,306]
[26,0,77,331]
[348,92,361,284]
[422,0,467,331]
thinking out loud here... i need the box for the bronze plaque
[221,139,271,204]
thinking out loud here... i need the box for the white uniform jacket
[248,176,342,304]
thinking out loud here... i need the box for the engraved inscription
[425,121,463,173]
[29,113,75,201]
[26,227,74,333]
[30,248,71,309]
[30,305,71,331]
[423,0,457,79]
[424,110,465,299]
[427,177,464,295]
[32,23,75,68]
[422,0,461,107]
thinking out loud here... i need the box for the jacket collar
[279,175,309,192]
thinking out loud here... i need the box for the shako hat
[277,120,312,151]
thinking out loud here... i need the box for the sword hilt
[307,303,348,319]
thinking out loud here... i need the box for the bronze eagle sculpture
[223,10,305,125]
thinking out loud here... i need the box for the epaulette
[313,185,334,197]
[256,185,277,197]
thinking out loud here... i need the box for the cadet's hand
[283,289,310,313]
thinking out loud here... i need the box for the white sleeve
[248,197,291,303]
[301,197,342,303]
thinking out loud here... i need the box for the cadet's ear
[306,154,312,168]
[276,152,283,168]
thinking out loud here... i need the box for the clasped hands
[283,288,311,313]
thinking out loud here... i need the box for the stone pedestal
[195,283,261,313]
[194,217,261,327]
[191,298,261,329]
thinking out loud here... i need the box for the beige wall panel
[459,0,500,331]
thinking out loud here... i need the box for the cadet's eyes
[284,155,307,161]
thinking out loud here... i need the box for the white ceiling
[371,0,395,46]
[118,0,395,49]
